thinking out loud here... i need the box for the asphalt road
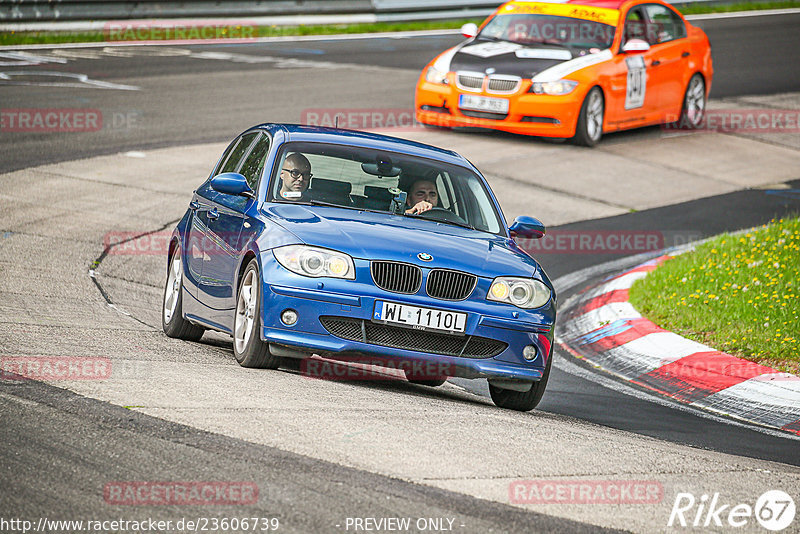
[1,10,800,533]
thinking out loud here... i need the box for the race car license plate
[459,94,509,114]
[373,301,467,335]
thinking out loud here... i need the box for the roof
[260,124,470,169]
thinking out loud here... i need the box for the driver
[405,179,439,215]
[278,153,312,201]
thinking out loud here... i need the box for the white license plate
[373,301,467,335]
[459,94,509,113]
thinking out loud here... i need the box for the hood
[449,40,576,79]
[264,204,541,279]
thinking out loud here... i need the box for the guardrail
[0,0,776,22]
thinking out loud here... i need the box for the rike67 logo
[668,490,795,531]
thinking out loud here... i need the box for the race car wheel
[162,244,205,341]
[572,87,604,147]
[233,259,281,369]
[488,353,551,411]
[404,370,447,387]
[677,74,706,129]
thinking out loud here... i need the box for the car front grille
[460,110,508,120]
[320,316,507,359]
[426,269,476,301]
[371,261,422,294]
[456,72,484,90]
[486,77,521,93]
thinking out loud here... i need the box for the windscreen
[480,13,617,50]
[269,142,504,235]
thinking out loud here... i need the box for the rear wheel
[571,87,604,147]
[489,354,551,412]
[233,260,281,369]
[675,74,706,129]
[162,244,205,341]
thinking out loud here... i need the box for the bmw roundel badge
[418,252,433,262]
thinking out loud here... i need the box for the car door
[194,131,259,328]
[642,3,690,120]
[605,5,662,128]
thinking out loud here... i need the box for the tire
[404,369,447,387]
[674,74,706,129]
[162,244,205,341]
[571,87,604,147]
[488,353,552,412]
[233,259,281,369]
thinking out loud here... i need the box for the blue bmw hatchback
[162,124,556,411]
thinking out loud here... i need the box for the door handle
[207,208,220,221]
[682,51,690,57]
[189,200,200,210]
[651,59,661,66]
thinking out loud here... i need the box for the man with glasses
[278,153,313,201]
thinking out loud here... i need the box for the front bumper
[415,79,583,138]
[259,258,555,383]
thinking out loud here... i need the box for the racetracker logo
[516,231,664,255]
[668,490,795,530]
[103,20,258,42]
[103,481,259,506]
[509,479,663,504]
[663,109,800,134]
[0,356,111,381]
[301,357,452,382]
[0,109,102,132]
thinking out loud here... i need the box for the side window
[644,5,686,44]
[238,134,270,190]
[623,8,647,45]
[219,132,258,175]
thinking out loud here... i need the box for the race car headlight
[529,80,578,95]
[425,66,450,85]
[273,245,355,280]
[488,277,551,309]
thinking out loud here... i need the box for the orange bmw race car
[415,0,713,146]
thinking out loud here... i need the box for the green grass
[2,0,800,47]
[629,215,800,374]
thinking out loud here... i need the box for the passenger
[278,153,312,201]
[405,179,440,215]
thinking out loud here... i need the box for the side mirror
[461,23,478,39]
[622,38,650,53]
[210,172,254,198]
[509,216,546,239]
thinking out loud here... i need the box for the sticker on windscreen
[625,55,646,110]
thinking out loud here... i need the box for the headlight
[529,80,578,95]
[488,277,551,309]
[273,245,355,280]
[425,66,449,85]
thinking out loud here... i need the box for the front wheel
[233,260,281,369]
[675,74,706,129]
[162,244,205,341]
[571,87,604,147]
[489,355,551,411]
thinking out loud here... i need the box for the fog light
[523,345,538,361]
[281,309,298,326]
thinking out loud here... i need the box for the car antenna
[335,115,339,128]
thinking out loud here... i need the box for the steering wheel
[417,206,468,225]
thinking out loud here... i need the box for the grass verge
[629,215,800,374]
[2,0,800,47]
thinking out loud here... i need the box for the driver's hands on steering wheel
[405,201,434,215]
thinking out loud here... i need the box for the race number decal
[625,55,646,110]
